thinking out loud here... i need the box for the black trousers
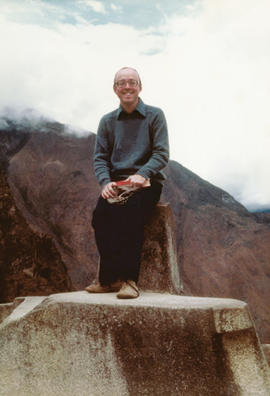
[92,182,162,285]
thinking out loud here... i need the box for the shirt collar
[116,98,146,119]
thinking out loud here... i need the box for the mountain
[1,116,270,343]
[0,154,72,301]
[162,161,270,343]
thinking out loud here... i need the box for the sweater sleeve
[93,117,112,188]
[136,109,169,179]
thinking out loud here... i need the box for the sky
[0,0,270,211]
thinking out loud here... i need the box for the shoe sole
[117,290,139,299]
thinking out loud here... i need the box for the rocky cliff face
[1,116,270,342]
[0,160,72,302]
[162,162,270,342]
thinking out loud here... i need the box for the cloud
[158,0,270,209]
[0,106,56,132]
[0,0,270,210]
[78,0,106,14]
[110,3,122,12]
[0,15,166,129]
[0,0,83,27]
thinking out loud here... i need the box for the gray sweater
[94,98,169,188]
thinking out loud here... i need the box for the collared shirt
[94,98,169,188]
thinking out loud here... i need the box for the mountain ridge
[1,116,270,342]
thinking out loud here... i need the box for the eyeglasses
[115,79,139,88]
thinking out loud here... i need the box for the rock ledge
[0,292,269,396]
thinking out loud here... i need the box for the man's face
[113,68,142,109]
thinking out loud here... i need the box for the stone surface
[0,296,24,322]
[0,292,269,396]
[263,344,270,366]
[139,202,182,294]
[0,302,13,323]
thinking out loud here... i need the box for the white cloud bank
[0,0,270,210]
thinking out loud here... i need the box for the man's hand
[127,174,146,188]
[101,182,117,199]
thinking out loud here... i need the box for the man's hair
[114,67,142,86]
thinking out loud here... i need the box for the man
[85,67,169,299]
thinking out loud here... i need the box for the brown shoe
[85,280,122,293]
[117,280,140,299]
[85,283,112,293]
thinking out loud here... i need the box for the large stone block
[263,344,270,366]
[139,202,182,294]
[0,296,25,322]
[0,292,269,395]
